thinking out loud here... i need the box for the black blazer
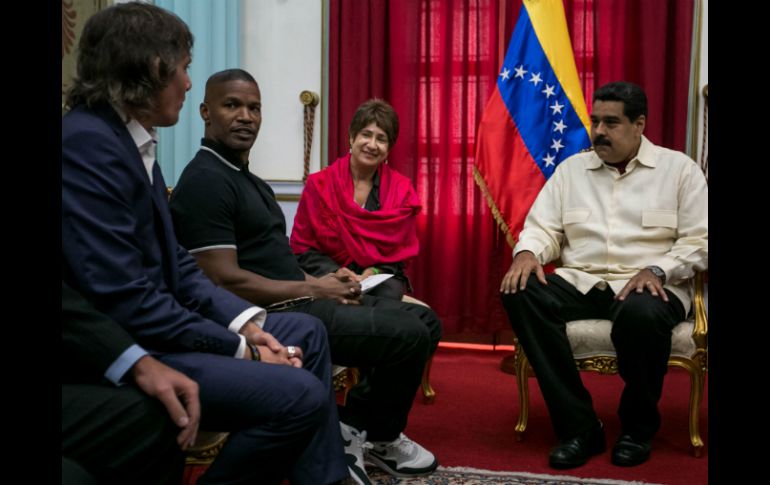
[61,280,136,384]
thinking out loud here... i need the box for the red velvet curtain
[328,0,694,340]
[592,0,695,150]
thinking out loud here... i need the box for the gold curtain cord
[300,91,320,183]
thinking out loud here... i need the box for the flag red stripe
[475,89,547,242]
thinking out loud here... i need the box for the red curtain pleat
[594,0,694,151]
[327,0,694,340]
[328,0,389,161]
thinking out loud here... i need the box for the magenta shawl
[290,154,421,268]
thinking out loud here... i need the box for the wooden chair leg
[333,366,359,406]
[514,349,530,441]
[670,358,705,457]
[686,364,705,457]
[421,355,436,404]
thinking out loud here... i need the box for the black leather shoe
[548,422,606,469]
[611,434,651,467]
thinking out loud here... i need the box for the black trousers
[62,457,97,485]
[62,384,184,485]
[500,274,685,442]
[283,295,442,441]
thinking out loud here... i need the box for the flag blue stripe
[496,7,591,179]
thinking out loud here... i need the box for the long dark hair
[65,2,193,119]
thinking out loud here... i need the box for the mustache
[593,136,611,147]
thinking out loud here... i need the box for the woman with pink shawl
[290,99,420,300]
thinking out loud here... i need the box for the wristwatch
[645,266,666,285]
[248,342,261,361]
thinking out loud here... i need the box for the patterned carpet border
[369,466,664,485]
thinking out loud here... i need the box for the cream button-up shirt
[514,135,708,313]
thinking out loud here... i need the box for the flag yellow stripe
[524,0,590,133]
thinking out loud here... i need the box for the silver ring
[287,346,296,358]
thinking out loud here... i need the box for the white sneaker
[340,422,372,485]
[366,433,438,477]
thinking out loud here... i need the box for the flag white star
[550,100,564,115]
[553,119,567,133]
[543,153,556,167]
[550,138,564,152]
[541,84,555,98]
[514,65,527,79]
[500,67,511,81]
[529,72,543,86]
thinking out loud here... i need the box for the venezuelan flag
[474,0,591,248]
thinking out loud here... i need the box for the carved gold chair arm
[185,431,228,466]
[690,271,708,351]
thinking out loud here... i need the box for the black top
[170,139,305,281]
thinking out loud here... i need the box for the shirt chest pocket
[563,208,592,248]
[639,210,678,247]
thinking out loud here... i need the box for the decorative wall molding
[242,0,323,182]
[270,181,305,202]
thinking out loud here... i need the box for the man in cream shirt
[500,81,707,470]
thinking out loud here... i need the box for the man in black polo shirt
[170,69,442,485]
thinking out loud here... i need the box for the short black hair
[348,99,399,147]
[592,81,648,121]
[204,69,259,100]
[65,2,193,118]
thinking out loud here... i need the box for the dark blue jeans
[161,312,348,485]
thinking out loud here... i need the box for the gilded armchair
[512,272,708,457]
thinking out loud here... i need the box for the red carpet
[402,347,708,485]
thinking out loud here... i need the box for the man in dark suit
[170,69,442,485]
[61,4,349,484]
[62,280,200,485]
